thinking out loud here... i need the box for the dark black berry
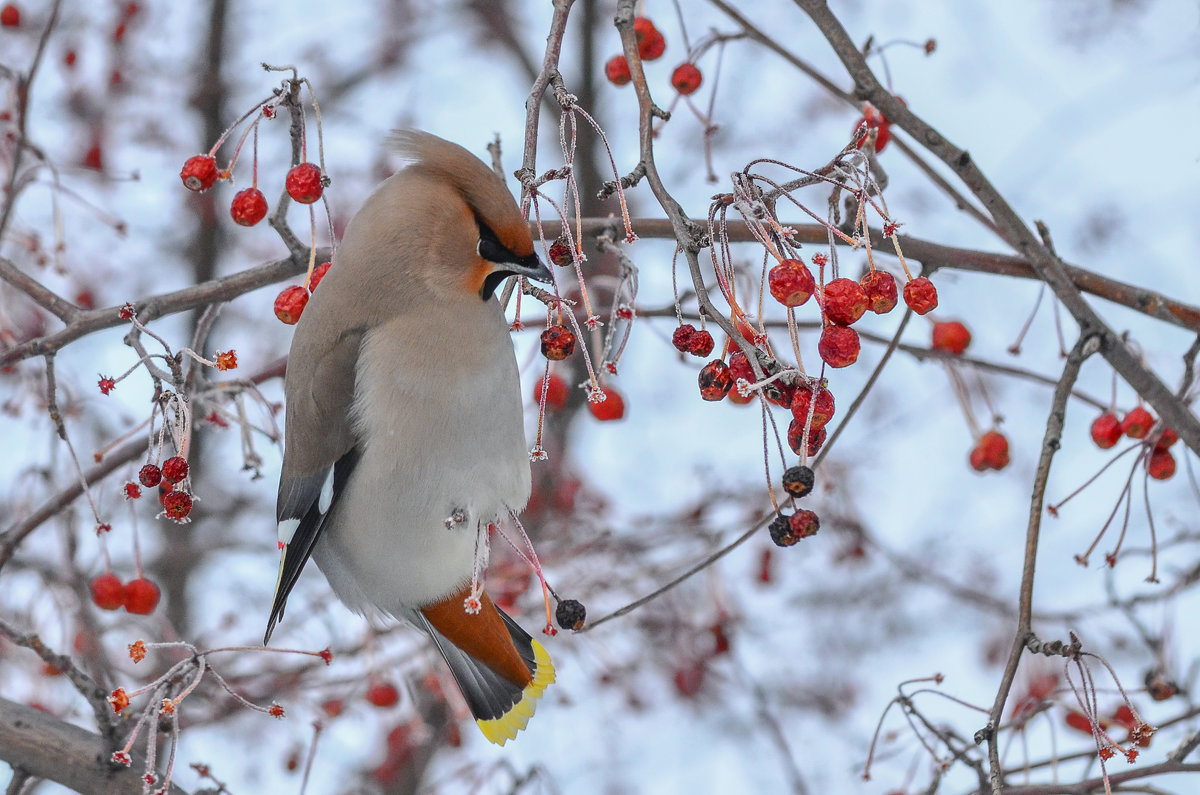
[781,465,815,499]
[555,598,586,631]
[768,513,798,547]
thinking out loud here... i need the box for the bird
[265,130,556,745]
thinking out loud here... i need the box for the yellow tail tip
[476,638,555,745]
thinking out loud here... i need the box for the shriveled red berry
[138,463,162,487]
[555,599,586,631]
[768,258,816,307]
[90,574,126,611]
[588,385,625,421]
[861,271,897,314]
[687,329,714,357]
[764,380,795,409]
[781,465,815,499]
[540,325,576,360]
[818,325,860,368]
[671,63,702,95]
[1147,448,1176,480]
[547,237,573,267]
[123,482,141,500]
[768,509,820,547]
[1121,406,1153,439]
[307,262,331,292]
[179,155,219,192]
[161,456,188,484]
[1090,413,1122,449]
[903,277,939,314]
[535,373,569,411]
[931,320,971,355]
[671,324,696,352]
[0,4,19,27]
[230,187,268,226]
[123,578,160,615]
[726,351,756,405]
[274,285,309,325]
[822,278,869,326]
[162,490,193,521]
[366,680,400,708]
[786,419,827,457]
[604,55,632,86]
[791,385,835,429]
[285,162,324,204]
[698,360,734,401]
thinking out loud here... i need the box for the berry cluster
[768,464,820,547]
[603,16,704,100]
[1090,407,1178,480]
[90,573,161,614]
[128,458,195,522]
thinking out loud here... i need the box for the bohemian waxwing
[265,130,556,744]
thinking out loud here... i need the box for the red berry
[588,386,625,421]
[162,491,193,521]
[768,258,816,307]
[161,456,189,484]
[274,285,309,325]
[230,187,268,226]
[1147,448,1176,480]
[547,238,573,267]
[791,385,835,429]
[818,325,860,368]
[671,324,696,352]
[540,325,576,360]
[786,418,827,456]
[633,16,658,45]
[0,4,19,27]
[90,574,126,611]
[1090,413,1122,449]
[822,278,869,326]
[285,162,324,204]
[366,681,400,708]
[138,464,162,487]
[972,430,1010,471]
[853,103,892,152]
[604,55,631,86]
[639,29,665,60]
[123,482,141,500]
[1154,427,1178,450]
[180,154,219,192]
[931,320,971,355]
[1121,406,1153,439]
[903,277,939,314]
[535,373,569,411]
[308,262,331,292]
[726,351,756,405]
[671,63,702,95]
[687,329,714,357]
[697,360,734,401]
[321,699,343,718]
[123,578,160,615]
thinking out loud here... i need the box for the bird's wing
[265,329,364,644]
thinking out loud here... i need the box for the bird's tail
[412,590,555,745]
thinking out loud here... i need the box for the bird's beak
[509,253,553,284]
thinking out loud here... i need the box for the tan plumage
[267,131,555,744]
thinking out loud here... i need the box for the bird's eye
[477,221,515,265]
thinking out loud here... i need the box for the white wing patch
[318,467,335,514]
[277,518,300,545]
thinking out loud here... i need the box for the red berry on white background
[604,55,632,86]
[931,320,971,355]
[123,482,141,500]
[123,578,160,615]
[822,278,869,326]
[697,360,734,401]
[634,17,665,60]
[162,490,193,521]
[1121,406,1153,439]
[308,262,331,292]
[903,277,939,314]
[547,237,573,267]
[90,574,126,611]
[588,386,625,421]
[161,456,189,484]
[366,680,400,708]
[274,285,309,325]
[0,4,19,27]
[791,385,835,429]
[534,373,569,411]
[1090,413,1122,449]
[687,330,715,357]
[786,420,827,456]
[1154,427,1178,450]
[230,187,268,226]
[1147,447,1176,480]
[671,324,696,352]
[285,162,324,204]
[818,325,860,368]
[540,325,576,360]
[768,258,816,307]
[671,63,702,95]
[970,430,1010,471]
[179,155,220,192]
[138,463,162,487]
